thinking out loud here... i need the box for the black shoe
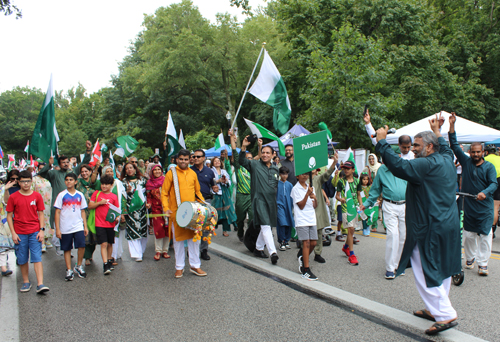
[279,241,286,251]
[302,267,318,281]
[103,263,111,275]
[271,253,279,265]
[200,249,211,261]
[253,249,269,258]
[238,235,244,242]
[233,225,238,232]
[314,254,326,263]
[290,238,297,242]
[107,259,115,271]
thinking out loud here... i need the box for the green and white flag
[115,136,138,157]
[166,111,181,157]
[365,205,379,226]
[178,129,186,149]
[30,74,59,163]
[214,133,225,150]
[344,180,358,222]
[342,147,358,174]
[105,202,121,223]
[128,186,146,213]
[249,50,292,135]
[244,118,286,156]
[24,141,29,154]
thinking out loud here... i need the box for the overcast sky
[0,0,266,95]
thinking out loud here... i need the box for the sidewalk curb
[0,251,20,342]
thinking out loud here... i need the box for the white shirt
[211,168,231,195]
[291,182,316,227]
[401,152,415,160]
[54,189,88,234]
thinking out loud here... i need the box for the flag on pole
[89,139,102,167]
[243,118,286,156]
[115,136,139,158]
[343,180,358,222]
[20,159,27,169]
[30,74,60,163]
[24,141,30,154]
[318,122,332,142]
[30,155,34,167]
[7,154,15,171]
[214,133,225,150]
[178,129,186,149]
[249,50,292,135]
[108,151,117,178]
[166,111,181,158]
[342,147,358,174]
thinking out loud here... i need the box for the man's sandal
[425,321,458,335]
[413,310,435,322]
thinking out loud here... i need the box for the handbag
[87,191,101,234]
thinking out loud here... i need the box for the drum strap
[170,165,182,207]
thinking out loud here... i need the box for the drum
[176,201,218,230]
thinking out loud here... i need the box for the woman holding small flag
[146,164,169,260]
[120,162,148,261]
[210,157,237,237]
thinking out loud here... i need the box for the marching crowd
[1,111,499,336]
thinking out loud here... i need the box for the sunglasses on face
[11,177,19,180]
[193,155,204,158]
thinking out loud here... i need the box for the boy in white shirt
[291,172,318,281]
[54,173,88,281]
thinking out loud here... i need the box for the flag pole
[231,42,266,130]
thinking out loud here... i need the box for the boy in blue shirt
[54,173,89,281]
[276,166,294,251]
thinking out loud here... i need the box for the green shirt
[484,154,500,178]
[363,165,407,208]
[336,178,359,213]
[232,149,251,195]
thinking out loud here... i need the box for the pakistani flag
[214,133,225,150]
[24,141,29,154]
[178,129,186,149]
[30,74,60,163]
[365,205,379,226]
[105,202,121,223]
[318,122,332,142]
[166,111,181,157]
[244,118,286,156]
[342,147,358,174]
[128,186,146,213]
[249,50,291,135]
[115,136,138,157]
[344,180,358,222]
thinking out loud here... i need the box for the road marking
[0,251,20,341]
[210,242,488,342]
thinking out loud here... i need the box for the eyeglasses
[10,177,19,180]
[19,180,31,184]
[193,155,204,158]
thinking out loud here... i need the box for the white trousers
[155,237,170,253]
[111,230,125,260]
[256,225,276,255]
[0,251,7,267]
[382,201,406,272]
[128,237,148,259]
[172,223,200,270]
[325,204,331,229]
[411,245,456,322]
[464,230,492,266]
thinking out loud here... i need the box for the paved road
[0,222,498,341]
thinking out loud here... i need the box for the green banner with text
[293,131,328,175]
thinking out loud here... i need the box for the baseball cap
[342,161,355,169]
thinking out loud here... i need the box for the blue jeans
[277,224,291,243]
[14,231,42,265]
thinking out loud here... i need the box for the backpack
[322,174,336,198]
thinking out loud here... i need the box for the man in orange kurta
[161,149,207,278]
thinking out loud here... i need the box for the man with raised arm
[373,115,460,336]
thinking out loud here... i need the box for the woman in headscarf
[362,153,381,184]
[210,157,237,237]
[76,163,99,266]
[29,166,53,252]
[121,161,148,261]
[100,165,126,266]
[145,164,170,261]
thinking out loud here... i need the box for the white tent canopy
[386,112,500,144]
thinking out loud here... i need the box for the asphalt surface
[0,219,497,341]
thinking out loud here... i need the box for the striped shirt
[237,167,251,194]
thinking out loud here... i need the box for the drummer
[162,149,207,278]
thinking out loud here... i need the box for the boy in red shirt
[7,170,49,293]
[88,175,120,275]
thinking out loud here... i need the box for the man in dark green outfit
[229,131,254,242]
[239,134,279,265]
[374,115,460,336]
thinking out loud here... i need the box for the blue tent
[264,124,338,154]
[205,144,241,158]
[485,138,500,147]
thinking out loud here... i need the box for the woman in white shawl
[361,153,381,184]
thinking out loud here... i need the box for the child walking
[276,166,294,251]
[54,173,89,281]
[291,173,318,281]
[357,174,375,237]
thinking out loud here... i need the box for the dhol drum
[176,201,218,230]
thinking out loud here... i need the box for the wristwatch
[40,227,45,231]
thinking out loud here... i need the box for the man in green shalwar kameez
[239,135,280,265]
[374,116,460,336]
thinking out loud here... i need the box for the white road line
[0,251,20,342]
[210,242,487,342]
